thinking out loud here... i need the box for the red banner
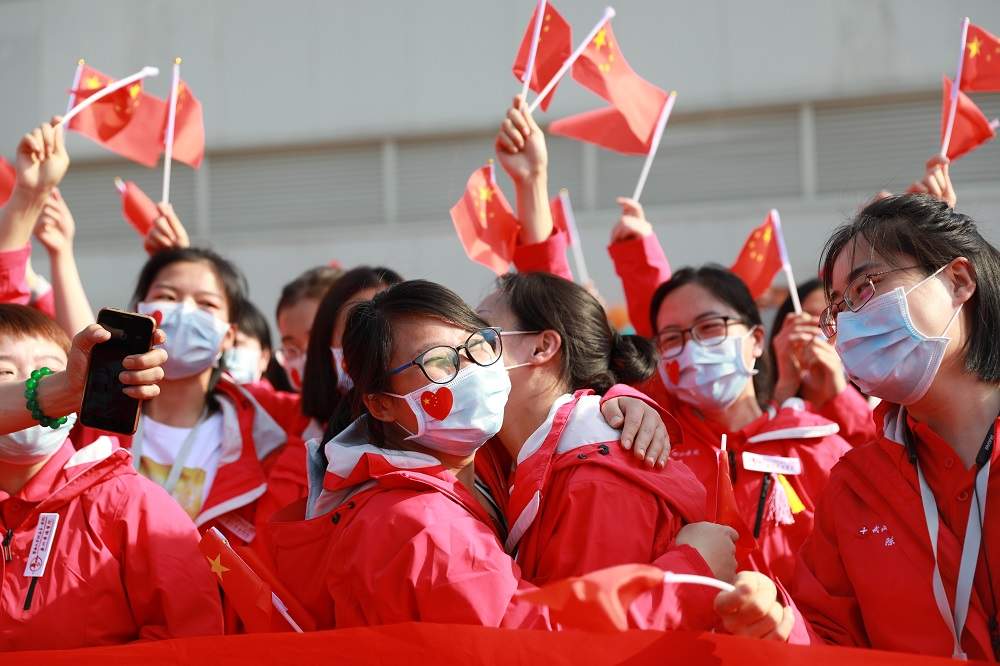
[4,623,973,665]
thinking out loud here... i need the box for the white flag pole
[59,66,160,128]
[559,189,590,285]
[114,177,127,195]
[663,571,736,594]
[519,0,548,100]
[940,17,971,159]
[770,209,802,314]
[631,91,677,202]
[527,7,615,114]
[162,58,182,204]
[65,59,85,116]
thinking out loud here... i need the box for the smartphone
[80,308,156,435]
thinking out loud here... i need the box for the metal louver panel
[208,143,382,233]
[396,135,492,223]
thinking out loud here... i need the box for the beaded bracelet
[24,367,68,429]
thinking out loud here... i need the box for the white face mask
[222,346,262,385]
[0,414,77,465]
[659,331,758,410]
[279,354,305,391]
[835,265,961,405]
[385,362,511,458]
[331,347,353,394]
[139,301,229,380]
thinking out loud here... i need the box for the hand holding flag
[15,118,69,196]
[907,155,957,208]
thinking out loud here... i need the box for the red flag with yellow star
[0,156,14,206]
[198,527,273,633]
[68,64,167,168]
[167,79,205,168]
[730,211,784,300]
[512,3,573,112]
[552,21,668,155]
[117,179,158,236]
[549,106,656,155]
[450,162,521,275]
[960,23,1000,92]
[942,77,998,160]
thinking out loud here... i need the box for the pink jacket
[0,439,223,650]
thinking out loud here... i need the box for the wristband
[24,368,68,429]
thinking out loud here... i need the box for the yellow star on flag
[207,554,230,580]
[762,227,772,242]
[85,75,102,90]
[593,28,607,50]
[968,37,982,58]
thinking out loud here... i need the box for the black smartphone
[80,308,156,435]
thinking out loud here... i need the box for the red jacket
[638,375,850,585]
[0,438,223,650]
[792,403,1000,660]
[267,418,552,630]
[504,390,721,630]
[512,229,573,281]
[76,378,287,548]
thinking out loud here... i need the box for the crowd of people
[0,91,997,661]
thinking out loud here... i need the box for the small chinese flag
[168,80,205,169]
[450,162,521,275]
[548,191,571,235]
[0,156,14,207]
[117,179,159,236]
[512,2,573,111]
[198,527,272,633]
[942,77,997,161]
[550,22,669,154]
[68,64,167,168]
[730,211,785,300]
[960,23,1000,93]
[517,563,666,632]
[713,449,758,566]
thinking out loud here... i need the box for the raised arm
[607,197,671,338]
[34,189,96,334]
[0,118,69,251]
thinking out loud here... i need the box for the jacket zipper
[753,474,773,538]
[1,528,12,562]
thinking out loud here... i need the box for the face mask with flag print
[659,332,758,410]
[139,301,229,380]
[384,362,511,458]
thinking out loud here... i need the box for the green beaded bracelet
[23,368,68,430]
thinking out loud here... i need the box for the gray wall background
[2,0,998,326]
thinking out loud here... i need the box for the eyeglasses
[388,328,503,385]
[655,316,749,360]
[819,266,921,338]
[274,346,304,367]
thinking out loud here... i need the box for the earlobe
[750,326,765,358]
[949,258,977,305]
[364,393,397,424]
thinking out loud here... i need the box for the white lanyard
[131,409,209,495]
[917,454,991,660]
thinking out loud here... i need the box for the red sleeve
[0,245,32,306]
[243,382,306,437]
[31,285,55,319]
[608,234,671,338]
[789,475,870,647]
[512,229,573,281]
[817,386,876,448]
[600,383,683,446]
[114,475,225,639]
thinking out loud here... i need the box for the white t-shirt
[136,412,224,520]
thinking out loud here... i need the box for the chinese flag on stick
[169,78,205,169]
[0,157,14,207]
[714,436,759,569]
[550,21,669,154]
[115,178,158,236]
[450,161,521,275]
[941,77,997,161]
[512,2,573,111]
[730,210,786,301]
[960,22,1000,92]
[68,64,166,168]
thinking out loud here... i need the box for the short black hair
[820,193,1000,383]
[235,299,273,352]
[649,264,773,406]
[131,247,248,324]
[301,266,403,430]
[494,272,656,394]
[276,265,343,319]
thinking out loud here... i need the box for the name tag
[216,513,256,544]
[742,452,802,476]
[24,513,59,578]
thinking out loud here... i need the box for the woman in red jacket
[793,193,1000,660]
[0,304,223,649]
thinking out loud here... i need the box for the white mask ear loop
[904,263,964,338]
[500,330,542,372]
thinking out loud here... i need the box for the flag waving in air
[450,161,521,275]
[115,178,158,236]
[550,21,669,155]
[941,77,998,161]
[512,3,573,111]
[730,210,786,300]
[67,64,167,167]
[167,79,206,169]
[960,22,1000,92]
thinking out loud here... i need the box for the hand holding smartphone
[80,308,156,434]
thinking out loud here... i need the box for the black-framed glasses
[819,266,921,338]
[655,316,749,360]
[388,328,503,385]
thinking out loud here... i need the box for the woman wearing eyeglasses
[632,265,851,587]
[793,194,1000,660]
